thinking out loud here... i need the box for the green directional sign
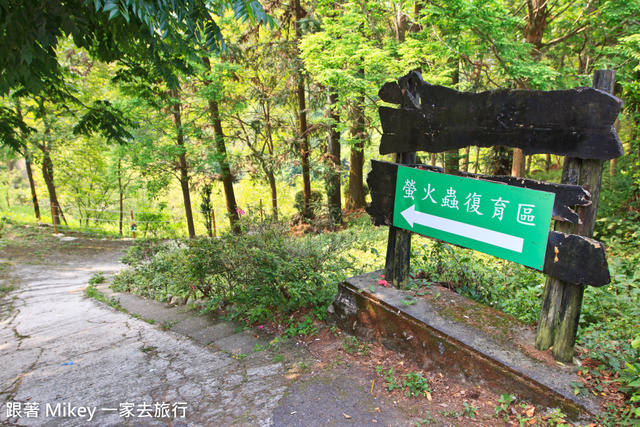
[393,167,555,270]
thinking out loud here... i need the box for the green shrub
[186,221,353,322]
[294,189,324,219]
[119,238,167,267]
[112,242,192,301]
[88,271,106,285]
[112,220,354,324]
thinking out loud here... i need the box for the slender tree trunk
[327,91,342,223]
[41,148,66,225]
[4,160,12,209]
[512,0,549,177]
[24,152,40,220]
[35,101,66,225]
[266,170,278,220]
[203,58,240,234]
[444,150,459,174]
[118,158,123,235]
[15,103,40,220]
[345,80,367,211]
[511,149,527,177]
[395,5,407,42]
[264,103,278,220]
[170,89,196,238]
[409,1,424,33]
[295,0,312,218]
[474,147,480,173]
[489,146,513,175]
[444,63,460,174]
[461,146,470,172]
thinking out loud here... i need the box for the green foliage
[375,366,431,397]
[113,220,354,324]
[73,100,135,144]
[375,366,402,392]
[0,284,16,299]
[88,271,106,285]
[495,393,515,419]
[462,402,477,418]
[294,189,324,219]
[342,336,371,356]
[402,372,431,397]
[284,315,318,338]
[411,241,487,295]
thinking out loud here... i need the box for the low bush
[112,220,355,324]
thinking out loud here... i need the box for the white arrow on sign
[400,205,524,253]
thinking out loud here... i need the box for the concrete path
[0,243,418,426]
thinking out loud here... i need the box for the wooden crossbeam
[378,71,623,160]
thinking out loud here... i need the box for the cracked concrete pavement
[0,238,420,426]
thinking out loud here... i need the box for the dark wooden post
[535,70,616,363]
[384,151,415,287]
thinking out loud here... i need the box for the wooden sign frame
[366,70,623,363]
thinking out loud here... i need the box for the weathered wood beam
[378,71,623,160]
[543,231,609,287]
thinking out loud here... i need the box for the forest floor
[0,225,593,426]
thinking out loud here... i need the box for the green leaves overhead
[73,100,136,144]
[0,0,275,98]
[0,106,33,151]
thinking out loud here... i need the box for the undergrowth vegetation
[112,218,383,324]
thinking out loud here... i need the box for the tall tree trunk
[170,89,196,238]
[295,0,312,218]
[39,117,66,226]
[24,152,40,220]
[345,79,367,211]
[511,149,527,177]
[34,101,66,225]
[409,1,424,33]
[41,147,66,226]
[489,146,513,175]
[461,146,470,172]
[474,147,480,173]
[264,103,278,220]
[444,150,459,174]
[266,170,278,220]
[327,91,342,223]
[445,60,460,174]
[512,0,549,177]
[203,58,240,234]
[395,5,407,42]
[118,158,123,235]
[16,103,40,220]
[545,153,551,172]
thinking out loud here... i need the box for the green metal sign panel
[393,166,555,270]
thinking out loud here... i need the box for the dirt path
[0,231,444,426]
